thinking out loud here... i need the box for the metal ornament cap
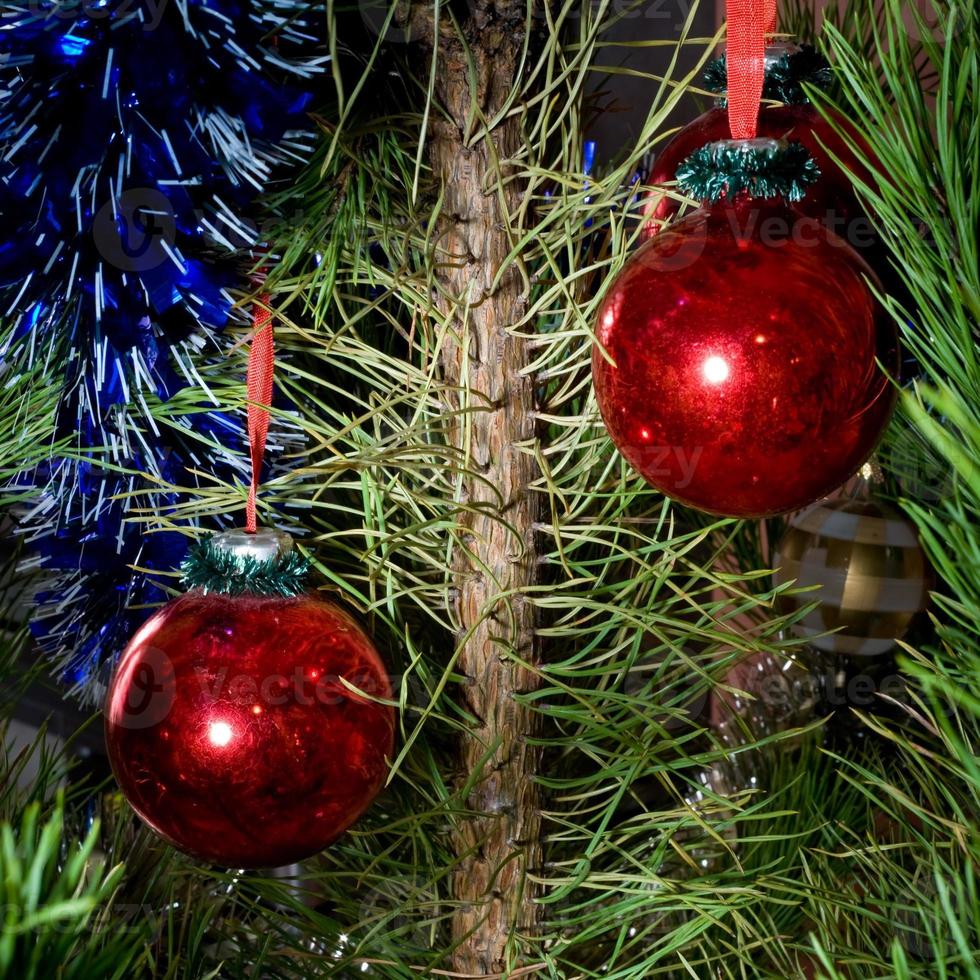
[180,529,309,598]
[708,136,787,155]
[764,41,803,68]
[210,527,295,564]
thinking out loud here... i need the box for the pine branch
[0,798,145,979]
[17,0,980,976]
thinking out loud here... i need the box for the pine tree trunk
[414,2,544,974]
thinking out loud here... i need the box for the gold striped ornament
[773,497,929,656]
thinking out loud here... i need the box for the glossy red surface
[644,105,875,245]
[593,198,899,517]
[105,592,394,868]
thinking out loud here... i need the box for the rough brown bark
[413,2,545,975]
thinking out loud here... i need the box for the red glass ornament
[593,197,898,517]
[105,591,394,868]
[644,105,875,241]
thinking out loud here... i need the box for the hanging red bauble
[643,45,877,268]
[105,529,395,868]
[645,103,873,232]
[594,140,899,518]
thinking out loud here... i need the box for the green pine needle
[180,538,310,597]
[704,44,833,104]
[676,139,821,203]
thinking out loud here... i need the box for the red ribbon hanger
[245,294,274,534]
[726,0,775,139]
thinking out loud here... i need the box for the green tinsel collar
[676,139,821,204]
[704,44,832,106]
[180,536,310,597]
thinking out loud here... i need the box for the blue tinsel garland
[0,0,324,700]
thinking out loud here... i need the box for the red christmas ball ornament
[645,104,872,231]
[643,45,877,254]
[594,139,898,518]
[105,529,395,868]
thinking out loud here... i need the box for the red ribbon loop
[765,0,778,34]
[726,0,769,140]
[245,295,274,534]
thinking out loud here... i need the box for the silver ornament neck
[210,527,295,564]
[764,41,802,68]
[708,137,787,154]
